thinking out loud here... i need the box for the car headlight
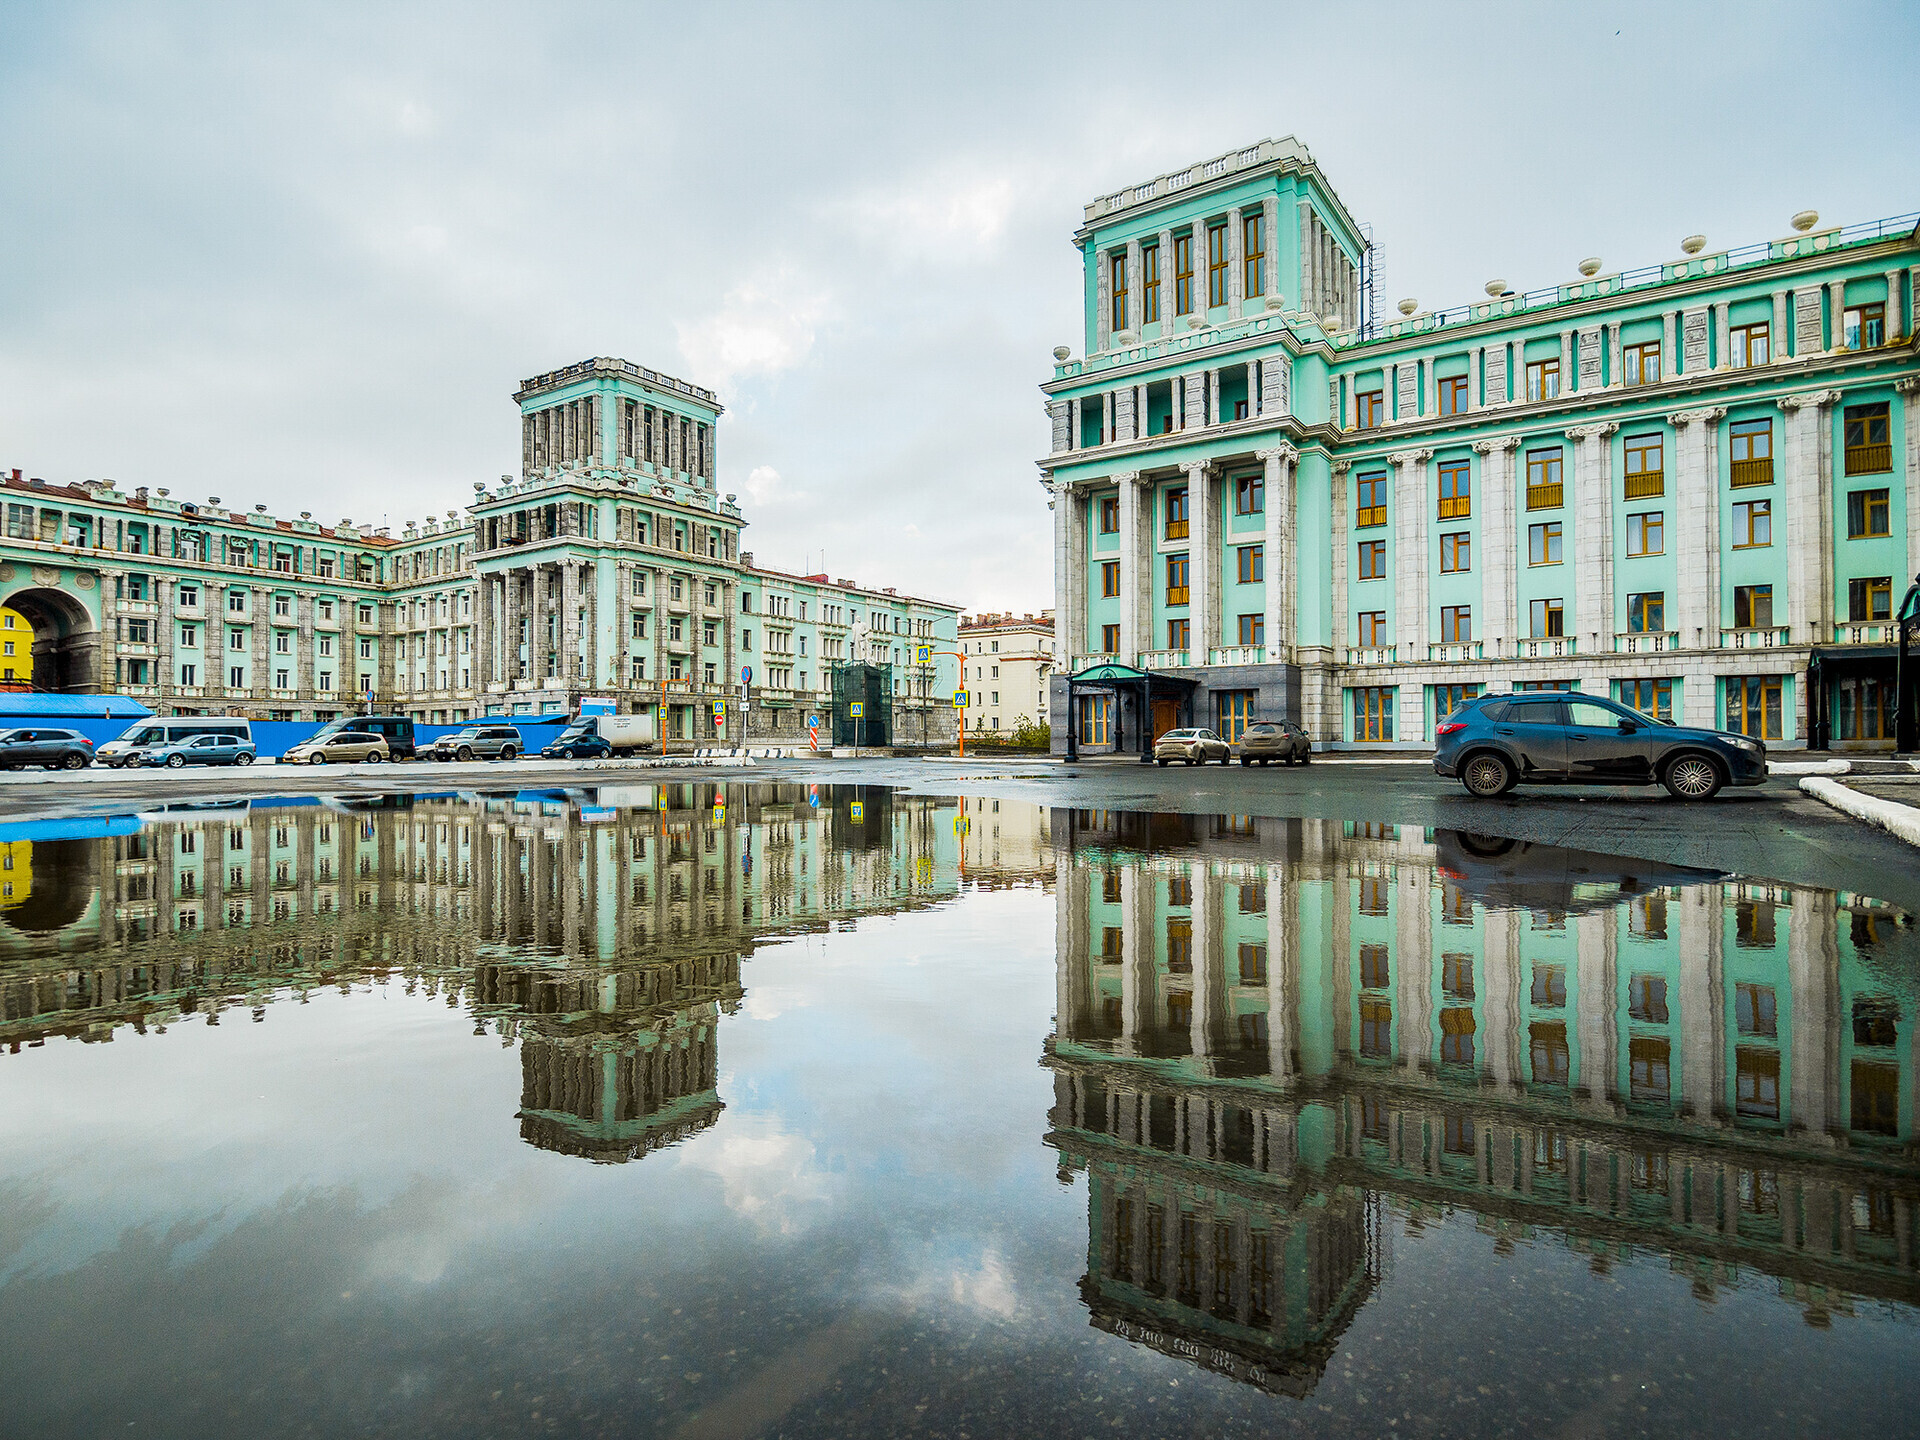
[1729,736,1761,754]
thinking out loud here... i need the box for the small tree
[1008,714,1051,749]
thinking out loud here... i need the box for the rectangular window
[1844,302,1886,350]
[1172,233,1194,316]
[1526,357,1561,402]
[1237,613,1264,645]
[1629,1037,1672,1104]
[1166,618,1190,650]
[228,665,244,688]
[1627,591,1665,633]
[1845,403,1891,474]
[1847,488,1891,538]
[1734,584,1774,629]
[1217,690,1254,742]
[1165,487,1189,538]
[1355,390,1384,429]
[1141,242,1160,324]
[1349,611,1384,648]
[1737,1048,1782,1120]
[1099,495,1119,533]
[1078,694,1113,745]
[1437,375,1468,417]
[1435,683,1481,721]
[1109,253,1129,332]
[1731,322,1769,368]
[1206,221,1228,307]
[1353,686,1395,743]
[1235,473,1264,514]
[1165,554,1189,605]
[1620,678,1673,722]
[1101,623,1120,654]
[1623,434,1664,498]
[1101,561,1120,598]
[1727,675,1783,739]
[1359,997,1392,1057]
[1737,983,1778,1036]
[1241,212,1265,297]
[1733,498,1771,548]
[1355,474,1386,527]
[1357,539,1386,581]
[1729,418,1773,486]
[1849,576,1893,622]
[1529,598,1565,638]
[1440,532,1470,573]
[1237,545,1263,583]
[1436,460,1470,518]
[1623,340,1661,387]
[1440,605,1471,643]
[1528,521,1563,566]
[1525,448,1563,509]
[1627,510,1664,557]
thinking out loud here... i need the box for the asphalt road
[3,754,1915,914]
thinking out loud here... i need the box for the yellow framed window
[1437,460,1470,518]
[1141,243,1160,324]
[1623,433,1664,498]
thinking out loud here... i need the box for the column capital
[1331,459,1353,475]
[1386,448,1430,467]
[1893,376,1920,396]
[1564,422,1617,441]
[1109,470,1142,485]
[1776,388,1842,413]
[1255,444,1299,465]
[1665,406,1726,427]
[1181,460,1209,480]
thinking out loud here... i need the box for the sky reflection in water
[1,784,1917,1438]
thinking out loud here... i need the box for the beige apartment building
[958,610,1055,735]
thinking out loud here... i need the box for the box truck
[540,712,656,759]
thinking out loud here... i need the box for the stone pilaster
[1258,445,1297,659]
[1330,460,1351,654]
[1051,479,1077,663]
[1473,437,1521,657]
[1114,473,1144,662]
[1779,390,1841,646]
[1566,423,1618,649]
[1225,206,1243,315]
[1898,378,1920,581]
[1669,408,1727,678]
[1187,461,1215,661]
[1389,449,1430,658]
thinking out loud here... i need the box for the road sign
[849,702,864,718]
[850,801,864,822]
[952,690,967,708]
[711,701,725,721]
[916,645,932,665]
[807,713,821,753]
[741,666,752,685]
[806,713,820,730]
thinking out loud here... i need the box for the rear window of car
[1245,724,1277,734]
[487,728,518,739]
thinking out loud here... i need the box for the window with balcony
[1525,357,1561,402]
[1850,576,1893,622]
[1355,474,1386,527]
[1237,613,1263,645]
[1099,495,1119,533]
[1733,583,1774,629]
[1237,545,1263,583]
[1525,448,1563,509]
[1528,522,1562,566]
[1100,623,1120,654]
[1235,473,1264,514]
[1844,302,1886,350]
[1439,532,1470,573]
[1165,554,1189,605]
[1437,375,1468,417]
[1165,487,1189,539]
[1172,233,1194,316]
[1627,591,1665,633]
[1167,618,1190,650]
[1731,322,1770,368]
[1141,242,1160,324]
[1620,678,1673,722]
[1440,605,1471,643]
[1358,611,1387,646]
[1100,561,1119,598]
[1627,510,1664,557]
[1623,340,1661,387]
[1847,488,1891,538]
[1437,460,1470,518]
[1206,221,1228,307]
[1109,253,1128,332]
[1529,598,1564,638]
[1621,434,1663,498]
[1357,539,1386,580]
[1355,389,1384,429]
[1729,418,1772,486]
[1845,402,1891,474]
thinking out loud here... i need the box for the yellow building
[0,604,28,688]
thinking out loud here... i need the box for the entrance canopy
[1062,663,1198,762]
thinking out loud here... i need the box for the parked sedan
[427,725,523,762]
[1433,691,1768,801]
[1153,727,1232,766]
[0,728,94,770]
[278,732,392,765]
[1237,721,1312,766]
[138,734,257,768]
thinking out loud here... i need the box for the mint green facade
[1043,137,1920,751]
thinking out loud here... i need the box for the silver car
[1154,727,1232,765]
[427,725,523,762]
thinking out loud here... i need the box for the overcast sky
[2,2,1914,615]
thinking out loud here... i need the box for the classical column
[1788,889,1841,1138]
[1051,479,1077,664]
[1102,391,1114,446]
[1474,438,1520,657]
[1095,242,1111,353]
[1260,198,1280,308]
[1668,409,1726,677]
[1395,864,1434,1071]
[1258,445,1297,659]
[1186,461,1215,662]
[1608,323,1623,387]
[1125,238,1142,337]
[1470,345,1485,410]
[1898,378,1920,579]
[1191,866,1227,1063]
[1330,460,1351,656]
[1207,367,1221,426]
[1661,311,1677,374]
[1714,302,1731,371]
[1114,473,1144,662]
[1574,911,1617,1107]
[1156,227,1174,330]
[1829,279,1846,349]
[1566,424,1618,650]
[1779,390,1841,647]
[1226,206,1243,315]
[1677,886,1724,1120]
[1389,449,1430,659]
[1557,329,1571,393]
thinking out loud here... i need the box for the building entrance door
[1151,696,1180,742]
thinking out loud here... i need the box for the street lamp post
[1896,572,1920,755]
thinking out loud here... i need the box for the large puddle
[2,784,1917,1437]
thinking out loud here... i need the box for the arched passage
[2,587,101,693]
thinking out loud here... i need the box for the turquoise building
[1041,137,1919,751]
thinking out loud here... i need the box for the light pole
[1896,572,1920,755]
[922,646,969,757]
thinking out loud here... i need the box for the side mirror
[1618,720,1639,733]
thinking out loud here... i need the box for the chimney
[8,470,18,483]
[29,477,45,489]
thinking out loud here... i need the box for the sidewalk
[1799,770,1920,849]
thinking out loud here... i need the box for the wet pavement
[1,782,1917,1437]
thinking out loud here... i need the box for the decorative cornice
[1894,376,1920,395]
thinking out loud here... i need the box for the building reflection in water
[0,784,1047,1163]
[1045,810,1920,1397]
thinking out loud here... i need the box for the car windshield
[451,729,483,739]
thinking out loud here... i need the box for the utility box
[831,663,891,747]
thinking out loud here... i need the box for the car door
[1495,700,1570,776]
[1563,698,1651,781]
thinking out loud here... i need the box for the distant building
[958,609,1054,734]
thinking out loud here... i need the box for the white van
[98,716,254,768]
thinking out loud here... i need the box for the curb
[1799,776,1920,849]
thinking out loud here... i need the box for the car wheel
[1662,754,1724,801]
[364,751,382,764]
[1238,756,1250,766]
[456,746,474,762]
[310,753,327,765]
[1298,749,1310,766]
[236,753,254,766]
[1155,758,1168,766]
[1461,752,1514,798]
[64,753,88,769]
[500,747,517,760]
[166,754,186,769]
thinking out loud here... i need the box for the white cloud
[883,1245,1020,1320]
[829,171,1019,262]
[677,1113,836,1236]
[675,270,833,391]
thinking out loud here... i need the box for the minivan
[309,714,417,760]
[98,716,252,768]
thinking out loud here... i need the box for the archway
[1,586,101,693]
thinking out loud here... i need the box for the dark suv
[1433,691,1767,801]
